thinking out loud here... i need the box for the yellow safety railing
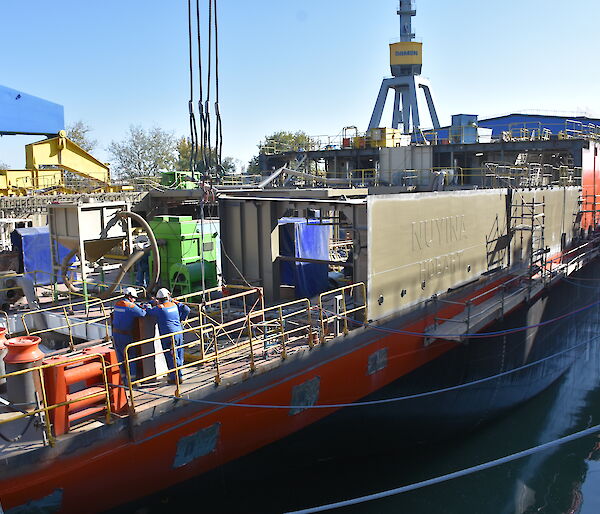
[350,168,378,186]
[198,287,264,326]
[122,296,314,410]
[318,282,367,342]
[174,284,257,305]
[0,352,112,446]
[22,295,118,348]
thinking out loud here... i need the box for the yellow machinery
[0,131,131,195]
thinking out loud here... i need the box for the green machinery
[149,215,218,295]
[160,170,199,190]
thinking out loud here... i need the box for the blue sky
[1,0,599,170]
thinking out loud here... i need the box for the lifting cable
[213,0,223,175]
[188,0,223,302]
[187,0,199,179]
[195,0,208,172]
[286,424,600,513]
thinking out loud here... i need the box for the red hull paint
[581,141,600,230]
[0,277,535,512]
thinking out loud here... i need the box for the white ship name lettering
[411,215,467,251]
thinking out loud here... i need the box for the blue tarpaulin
[11,227,72,285]
[279,217,331,299]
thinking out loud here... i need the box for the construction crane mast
[368,0,440,135]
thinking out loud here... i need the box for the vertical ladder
[510,194,547,279]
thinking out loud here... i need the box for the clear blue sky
[1,0,599,170]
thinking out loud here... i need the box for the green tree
[260,130,313,154]
[66,120,97,153]
[247,130,314,174]
[108,126,176,179]
[246,155,260,174]
[175,136,237,175]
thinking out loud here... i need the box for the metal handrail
[318,283,367,341]
[122,297,315,410]
[22,295,120,336]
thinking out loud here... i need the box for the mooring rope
[285,424,600,513]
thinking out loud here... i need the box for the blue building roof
[478,113,600,138]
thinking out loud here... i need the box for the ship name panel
[367,188,581,321]
[367,190,509,321]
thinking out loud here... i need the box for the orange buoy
[4,336,43,365]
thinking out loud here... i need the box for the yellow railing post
[318,305,326,344]
[198,309,206,361]
[213,327,221,385]
[246,314,256,372]
[22,312,30,335]
[306,300,315,348]
[124,345,135,411]
[278,306,287,359]
[99,358,112,425]
[62,306,75,351]
[340,293,349,335]
[36,366,55,446]
[171,335,181,397]
[99,301,111,341]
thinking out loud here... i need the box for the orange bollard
[4,336,44,408]
[4,336,43,365]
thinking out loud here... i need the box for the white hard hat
[124,287,138,298]
[156,288,170,299]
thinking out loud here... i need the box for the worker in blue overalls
[112,287,146,383]
[145,288,191,384]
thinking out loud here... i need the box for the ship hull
[1,258,599,513]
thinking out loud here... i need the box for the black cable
[195,0,208,173]
[214,0,223,176]
[205,0,213,176]
[187,0,198,179]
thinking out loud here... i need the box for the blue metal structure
[0,85,64,136]
[368,0,440,134]
[431,113,600,143]
[478,113,600,139]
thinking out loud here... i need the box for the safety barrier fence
[430,237,600,337]
[122,295,317,407]
[431,273,527,336]
[21,295,118,350]
[267,165,582,191]
[118,285,363,410]
[259,121,600,158]
[318,283,367,341]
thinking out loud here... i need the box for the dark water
[117,275,600,514]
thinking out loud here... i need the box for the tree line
[66,121,312,180]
